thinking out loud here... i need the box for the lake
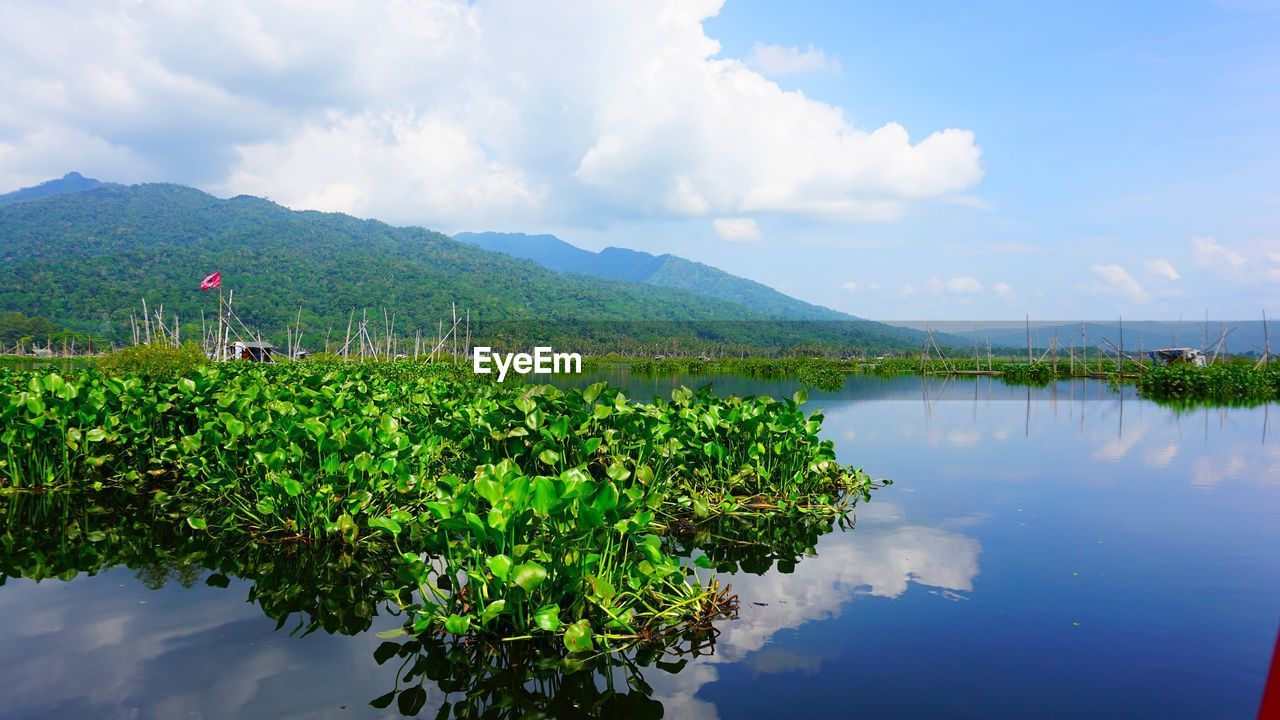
[1,373,1276,718]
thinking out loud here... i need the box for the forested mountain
[456,231,852,320]
[0,180,932,352]
[0,172,115,207]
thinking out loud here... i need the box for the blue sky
[0,1,1275,320]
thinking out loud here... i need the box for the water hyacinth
[0,361,885,647]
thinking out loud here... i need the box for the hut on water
[230,340,275,362]
[1149,347,1206,367]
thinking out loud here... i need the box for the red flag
[200,272,221,290]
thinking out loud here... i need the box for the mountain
[888,320,1272,356]
[0,172,116,207]
[0,180,931,352]
[455,232,852,321]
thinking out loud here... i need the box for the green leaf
[186,516,208,530]
[486,554,513,581]
[589,575,616,600]
[533,604,562,632]
[443,614,472,635]
[547,415,570,440]
[563,619,594,653]
[793,389,808,405]
[530,476,560,516]
[280,477,303,496]
[335,513,357,538]
[368,516,402,536]
[582,382,606,404]
[377,414,400,435]
[480,599,506,624]
[256,499,276,515]
[691,496,710,519]
[538,448,560,466]
[592,482,619,513]
[512,562,548,592]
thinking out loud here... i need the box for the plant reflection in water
[0,488,858,717]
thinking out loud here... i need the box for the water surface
[2,374,1276,718]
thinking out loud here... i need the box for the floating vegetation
[609,355,1280,403]
[625,357,853,391]
[0,361,884,651]
[995,362,1058,385]
[1134,363,1280,405]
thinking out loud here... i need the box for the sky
[0,0,1276,320]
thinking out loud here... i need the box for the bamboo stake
[1026,315,1032,364]
[1255,310,1270,369]
[344,309,354,361]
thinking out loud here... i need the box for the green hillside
[0,182,932,353]
[457,231,852,320]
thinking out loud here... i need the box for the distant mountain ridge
[0,176,937,352]
[455,231,854,321]
[924,320,1273,356]
[0,172,117,206]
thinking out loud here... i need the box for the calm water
[1,373,1277,718]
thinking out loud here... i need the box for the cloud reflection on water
[649,503,982,719]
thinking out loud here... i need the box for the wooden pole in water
[1118,316,1124,373]
[1080,321,1086,374]
[1026,315,1032,365]
[921,322,929,375]
[1256,309,1271,369]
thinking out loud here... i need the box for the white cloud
[712,217,762,242]
[223,111,542,226]
[840,280,879,292]
[992,281,1013,296]
[746,42,841,76]
[0,0,984,229]
[1090,263,1151,303]
[924,275,983,296]
[1144,258,1181,281]
[1191,236,1245,269]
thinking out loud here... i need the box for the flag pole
[217,283,224,361]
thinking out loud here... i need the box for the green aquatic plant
[0,361,882,646]
[97,341,209,376]
[1135,363,1279,404]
